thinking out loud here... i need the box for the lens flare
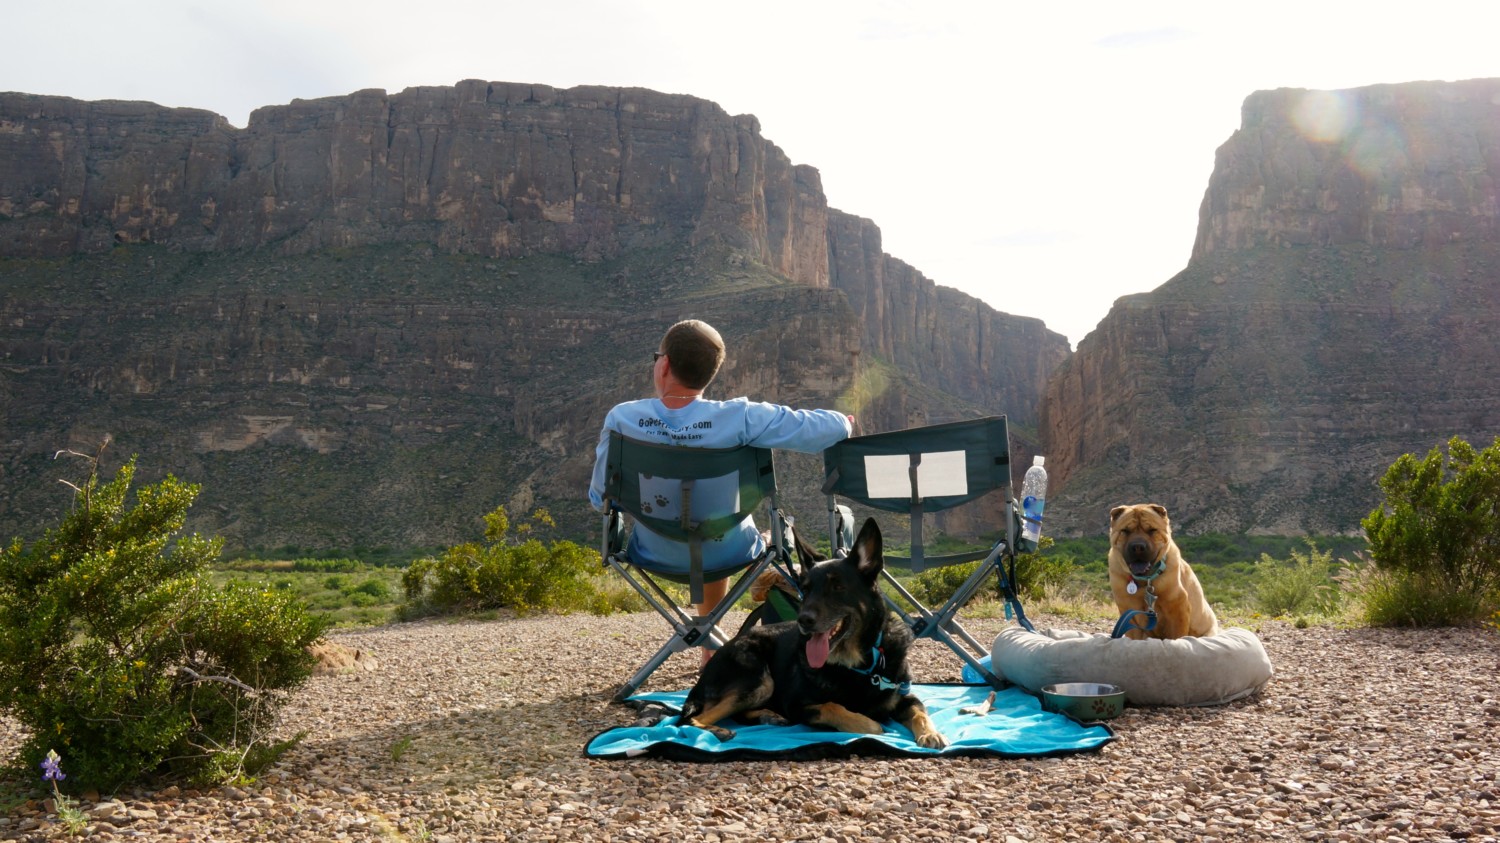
[1291,90,1356,143]
[1291,89,1408,183]
[838,365,889,417]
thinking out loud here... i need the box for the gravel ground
[1,611,1497,842]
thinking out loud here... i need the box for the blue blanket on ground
[585,684,1114,761]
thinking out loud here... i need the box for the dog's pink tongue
[806,631,831,669]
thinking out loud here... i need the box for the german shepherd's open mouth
[801,615,852,668]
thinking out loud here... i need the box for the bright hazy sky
[10,1,1500,346]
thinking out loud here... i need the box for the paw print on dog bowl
[1040,683,1125,721]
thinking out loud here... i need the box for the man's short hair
[661,320,725,390]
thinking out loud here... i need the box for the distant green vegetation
[207,440,1500,633]
[911,530,1367,618]
[246,528,1373,629]
[1045,532,1369,570]
[212,559,406,628]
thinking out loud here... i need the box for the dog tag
[1126,580,1137,595]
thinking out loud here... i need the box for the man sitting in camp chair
[587,319,852,664]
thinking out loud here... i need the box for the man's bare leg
[695,577,728,667]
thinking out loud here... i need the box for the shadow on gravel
[274,686,665,794]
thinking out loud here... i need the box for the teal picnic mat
[585,684,1114,761]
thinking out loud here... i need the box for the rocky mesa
[0,81,1067,549]
[1042,78,1500,535]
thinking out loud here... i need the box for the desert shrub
[909,561,979,606]
[291,558,363,573]
[401,506,608,617]
[1340,555,1488,629]
[0,451,328,791]
[1013,542,1073,602]
[1357,436,1500,626]
[345,578,391,600]
[909,537,1069,606]
[1250,541,1342,618]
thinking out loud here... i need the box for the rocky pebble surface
[1,612,1497,842]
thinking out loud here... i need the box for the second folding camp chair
[821,416,1035,689]
[599,431,799,701]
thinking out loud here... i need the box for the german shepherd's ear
[790,523,825,579]
[850,517,883,579]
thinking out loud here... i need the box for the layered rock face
[1042,79,1500,535]
[0,82,1066,549]
[0,81,830,283]
[1193,80,1500,257]
[828,211,1069,427]
[0,247,862,547]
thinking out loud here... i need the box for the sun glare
[1291,89,1356,143]
[1290,89,1410,182]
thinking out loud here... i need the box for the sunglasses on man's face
[652,351,665,362]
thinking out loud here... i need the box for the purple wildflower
[40,749,65,782]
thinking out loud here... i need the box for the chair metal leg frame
[875,542,1015,689]
[606,542,790,702]
[605,557,708,703]
[928,547,1006,654]
[878,568,1001,688]
[607,556,725,702]
[828,503,1004,684]
[997,554,1036,634]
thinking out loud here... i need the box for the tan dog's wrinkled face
[1109,504,1172,578]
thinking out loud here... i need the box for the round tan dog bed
[989,626,1273,706]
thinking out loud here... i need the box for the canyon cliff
[1042,78,1500,535]
[0,82,1067,549]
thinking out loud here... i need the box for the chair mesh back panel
[822,416,1011,513]
[818,416,1024,686]
[604,432,775,545]
[599,432,791,700]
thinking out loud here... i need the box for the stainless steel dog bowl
[1040,682,1126,721]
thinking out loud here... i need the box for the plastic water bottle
[1020,455,1048,548]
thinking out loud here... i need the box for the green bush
[401,506,607,617]
[1342,556,1488,629]
[1358,435,1500,626]
[909,537,1069,606]
[1250,541,1342,617]
[0,453,328,790]
[346,578,391,600]
[291,558,363,573]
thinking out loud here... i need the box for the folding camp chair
[599,431,799,702]
[821,416,1035,689]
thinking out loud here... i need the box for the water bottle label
[1021,495,1044,545]
[1022,495,1045,523]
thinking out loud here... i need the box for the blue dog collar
[848,630,912,695]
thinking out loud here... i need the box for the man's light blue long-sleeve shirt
[589,397,851,573]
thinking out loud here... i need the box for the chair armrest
[886,549,993,569]
[602,505,626,562]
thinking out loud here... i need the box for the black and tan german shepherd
[677,517,947,748]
